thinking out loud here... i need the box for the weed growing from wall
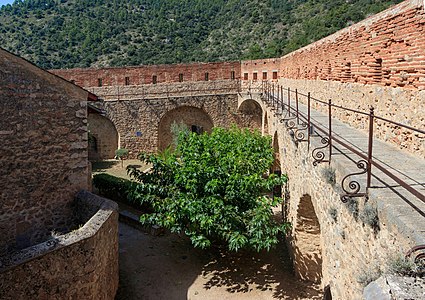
[359,202,380,233]
[321,166,336,186]
[387,255,424,277]
[357,266,382,286]
[344,198,359,220]
[328,207,338,223]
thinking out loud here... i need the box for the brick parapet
[51,61,241,87]
[277,0,425,89]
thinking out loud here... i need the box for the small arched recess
[237,99,262,131]
[293,194,323,283]
[88,113,119,160]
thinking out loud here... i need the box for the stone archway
[237,99,262,131]
[293,194,322,283]
[88,113,119,160]
[158,106,214,151]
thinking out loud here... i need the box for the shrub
[357,267,381,286]
[128,127,289,252]
[93,173,150,211]
[345,197,359,220]
[388,255,422,277]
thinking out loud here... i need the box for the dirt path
[116,223,322,300]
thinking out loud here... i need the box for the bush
[128,127,289,252]
[93,173,150,211]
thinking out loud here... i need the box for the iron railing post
[367,106,374,190]
[328,99,332,164]
[281,85,284,113]
[308,92,311,150]
[288,87,291,115]
[296,88,299,124]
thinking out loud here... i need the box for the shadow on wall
[292,194,323,283]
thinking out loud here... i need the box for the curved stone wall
[0,191,119,300]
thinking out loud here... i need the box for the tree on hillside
[127,127,289,252]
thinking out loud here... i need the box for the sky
[0,0,15,7]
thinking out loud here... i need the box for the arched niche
[158,106,213,151]
[293,194,323,283]
[237,99,262,131]
[88,113,119,160]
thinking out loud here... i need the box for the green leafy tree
[115,148,129,168]
[128,127,289,252]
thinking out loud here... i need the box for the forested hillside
[0,0,402,69]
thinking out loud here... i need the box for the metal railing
[89,80,241,101]
[260,81,425,205]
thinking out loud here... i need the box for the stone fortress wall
[52,1,424,157]
[242,0,425,158]
[19,0,423,299]
[0,48,119,299]
[0,49,90,255]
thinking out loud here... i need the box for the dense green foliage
[128,127,288,252]
[93,173,132,202]
[0,0,401,69]
[93,173,151,211]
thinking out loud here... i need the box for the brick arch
[293,194,322,283]
[88,113,119,160]
[237,99,262,131]
[158,106,213,151]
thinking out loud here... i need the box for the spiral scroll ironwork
[312,137,330,166]
[340,160,368,203]
[293,122,308,143]
[286,119,297,130]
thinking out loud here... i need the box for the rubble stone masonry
[0,49,89,255]
[0,191,119,300]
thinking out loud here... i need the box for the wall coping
[0,191,118,273]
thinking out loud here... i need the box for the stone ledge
[363,275,425,300]
[0,190,117,272]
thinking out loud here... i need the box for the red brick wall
[241,58,281,82]
[51,62,241,87]
[279,0,425,90]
